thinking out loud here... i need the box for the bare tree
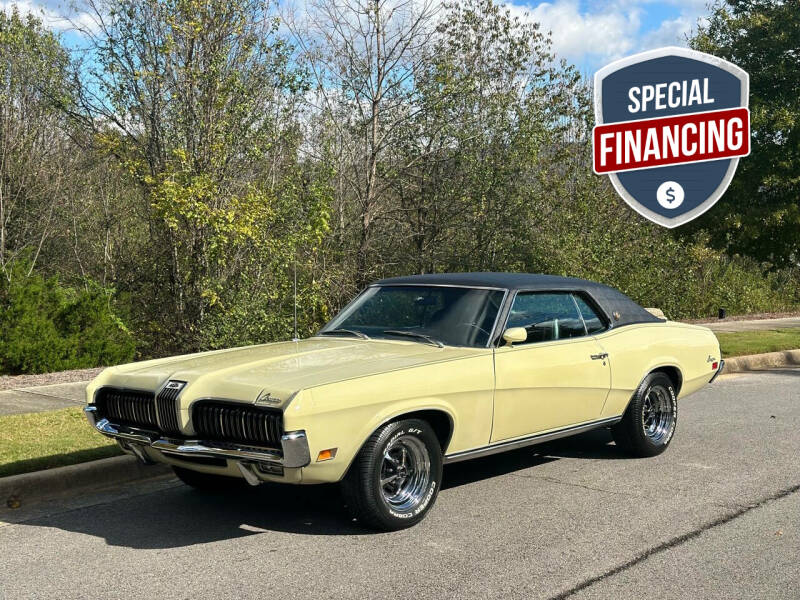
[0,9,75,281]
[288,0,438,287]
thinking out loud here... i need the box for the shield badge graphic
[593,47,749,228]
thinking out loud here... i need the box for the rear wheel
[341,418,442,531]
[612,372,677,457]
[172,466,249,491]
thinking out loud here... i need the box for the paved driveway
[1,369,798,599]
[704,316,800,333]
[0,382,88,415]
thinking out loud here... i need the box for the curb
[2,455,170,509]
[722,349,800,374]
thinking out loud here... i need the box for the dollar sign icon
[657,181,684,210]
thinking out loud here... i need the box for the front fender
[297,396,459,483]
[284,353,494,483]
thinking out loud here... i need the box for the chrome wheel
[641,384,675,444]
[380,434,431,513]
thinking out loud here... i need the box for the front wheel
[341,418,443,531]
[612,372,677,457]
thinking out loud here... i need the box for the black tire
[172,466,249,491]
[612,372,678,458]
[341,418,443,531]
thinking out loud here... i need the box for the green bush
[0,270,135,374]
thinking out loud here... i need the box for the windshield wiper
[382,330,444,348]
[318,328,370,340]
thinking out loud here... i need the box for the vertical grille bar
[155,382,184,437]
[95,388,157,430]
[192,401,283,448]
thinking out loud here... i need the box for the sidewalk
[0,382,88,416]
[701,316,800,333]
[0,367,102,416]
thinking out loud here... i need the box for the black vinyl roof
[374,272,664,328]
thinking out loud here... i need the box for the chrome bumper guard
[709,359,725,383]
[84,405,310,469]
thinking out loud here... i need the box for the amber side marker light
[317,448,338,462]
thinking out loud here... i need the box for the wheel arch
[341,407,455,480]
[650,365,683,396]
[618,364,684,417]
[395,408,454,453]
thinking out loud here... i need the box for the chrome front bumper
[84,405,310,469]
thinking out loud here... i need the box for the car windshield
[319,285,505,348]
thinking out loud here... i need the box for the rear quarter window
[573,294,607,334]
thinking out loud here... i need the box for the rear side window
[573,295,606,334]
[506,293,586,344]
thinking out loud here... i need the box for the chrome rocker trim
[84,405,310,469]
[443,416,622,464]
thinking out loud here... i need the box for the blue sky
[507,0,710,73]
[2,0,711,76]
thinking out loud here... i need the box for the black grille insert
[95,388,158,430]
[192,401,283,448]
[155,383,184,436]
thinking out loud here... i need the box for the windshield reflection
[319,285,505,348]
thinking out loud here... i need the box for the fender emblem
[707,355,717,363]
[254,390,281,406]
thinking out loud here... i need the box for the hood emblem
[254,390,281,406]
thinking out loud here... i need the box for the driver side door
[491,292,611,442]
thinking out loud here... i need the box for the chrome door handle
[590,353,608,360]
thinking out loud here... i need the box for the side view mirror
[502,327,527,345]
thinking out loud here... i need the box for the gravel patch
[0,367,105,392]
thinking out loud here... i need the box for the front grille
[155,383,184,436]
[192,401,283,448]
[95,388,158,430]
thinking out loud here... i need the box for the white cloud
[508,0,642,64]
[641,14,690,48]
[640,10,708,51]
[0,0,96,34]
[503,0,713,71]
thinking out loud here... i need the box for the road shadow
[15,430,622,547]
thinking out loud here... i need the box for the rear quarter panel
[595,322,720,418]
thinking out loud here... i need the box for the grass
[0,407,121,478]
[715,327,800,358]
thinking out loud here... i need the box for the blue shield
[594,47,749,228]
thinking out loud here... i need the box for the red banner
[593,107,750,174]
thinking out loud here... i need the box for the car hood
[90,337,487,407]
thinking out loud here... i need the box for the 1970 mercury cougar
[85,273,724,529]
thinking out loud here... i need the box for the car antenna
[292,253,299,342]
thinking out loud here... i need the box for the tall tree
[289,0,438,289]
[689,0,800,267]
[392,0,586,274]
[73,0,329,351]
[0,9,75,281]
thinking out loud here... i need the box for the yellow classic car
[85,273,723,530]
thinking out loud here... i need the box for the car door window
[506,292,586,344]
[572,294,607,334]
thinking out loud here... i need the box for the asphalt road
[1,369,798,599]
